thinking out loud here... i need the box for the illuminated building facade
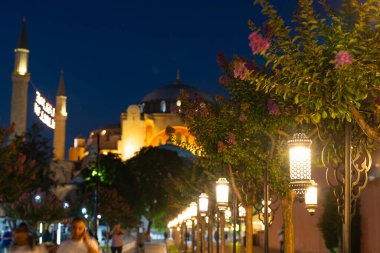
[69,75,213,161]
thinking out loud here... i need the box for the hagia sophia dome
[140,79,214,114]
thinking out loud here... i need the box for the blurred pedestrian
[57,217,100,253]
[9,222,47,253]
[3,226,13,253]
[278,225,284,253]
[109,223,124,253]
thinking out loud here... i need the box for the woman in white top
[109,223,124,253]
[9,223,47,253]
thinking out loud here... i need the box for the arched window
[160,100,166,112]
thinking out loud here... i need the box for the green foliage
[124,147,198,227]
[0,124,41,203]
[318,189,361,253]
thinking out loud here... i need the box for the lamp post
[189,202,198,253]
[216,178,229,253]
[199,193,208,253]
[178,214,184,252]
[288,133,313,201]
[91,129,106,241]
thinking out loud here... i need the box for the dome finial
[176,69,181,84]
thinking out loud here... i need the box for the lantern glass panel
[289,145,311,181]
[216,178,229,204]
[199,193,209,213]
[305,185,318,206]
[189,202,198,218]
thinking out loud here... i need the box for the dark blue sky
[0,0,296,150]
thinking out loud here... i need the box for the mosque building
[9,19,213,164]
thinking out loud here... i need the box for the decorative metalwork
[322,130,373,220]
[255,193,280,226]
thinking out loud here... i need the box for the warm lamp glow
[305,182,318,215]
[225,207,232,221]
[216,178,229,210]
[238,205,246,218]
[189,202,198,218]
[288,133,313,200]
[199,193,209,216]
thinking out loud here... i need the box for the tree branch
[350,106,380,141]
[228,164,242,203]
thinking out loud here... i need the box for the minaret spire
[176,69,181,84]
[57,69,66,96]
[54,69,68,160]
[16,17,28,50]
[10,17,31,136]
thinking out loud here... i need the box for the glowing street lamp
[216,178,229,210]
[198,193,209,217]
[216,178,229,253]
[288,133,313,200]
[189,202,198,253]
[238,205,246,221]
[305,181,318,215]
[198,193,208,253]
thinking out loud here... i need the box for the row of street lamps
[168,131,319,253]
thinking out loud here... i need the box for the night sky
[0,0,297,153]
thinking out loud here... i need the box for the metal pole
[220,210,225,253]
[216,212,219,253]
[185,222,188,253]
[208,214,213,253]
[264,169,269,253]
[232,195,237,253]
[94,132,100,240]
[343,121,351,253]
[197,216,201,253]
[192,220,196,253]
[201,217,206,253]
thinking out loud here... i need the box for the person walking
[109,223,124,253]
[278,226,284,253]
[9,223,47,253]
[57,217,100,253]
[3,226,13,253]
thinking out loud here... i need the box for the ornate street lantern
[216,178,229,210]
[224,207,232,221]
[238,205,246,220]
[199,193,209,217]
[305,181,318,215]
[189,202,198,219]
[288,133,313,200]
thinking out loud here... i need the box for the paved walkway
[144,240,278,253]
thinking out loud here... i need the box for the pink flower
[217,141,227,153]
[219,76,231,86]
[233,59,249,80]
[18,153,26,165]
[334,51,353,69]
[239,114,247,122]
[227,132,237,145]
[248,32,270,55]
[29,160,36,168]
[267,98,281,116]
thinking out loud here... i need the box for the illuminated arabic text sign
[34,91,55,129]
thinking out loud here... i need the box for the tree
[4,188,68,227]
[213,0,380,252]
[0,124,38,204]
[179,81,296,253]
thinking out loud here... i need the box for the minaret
[53,70,68,160]
[10,17,30,136]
